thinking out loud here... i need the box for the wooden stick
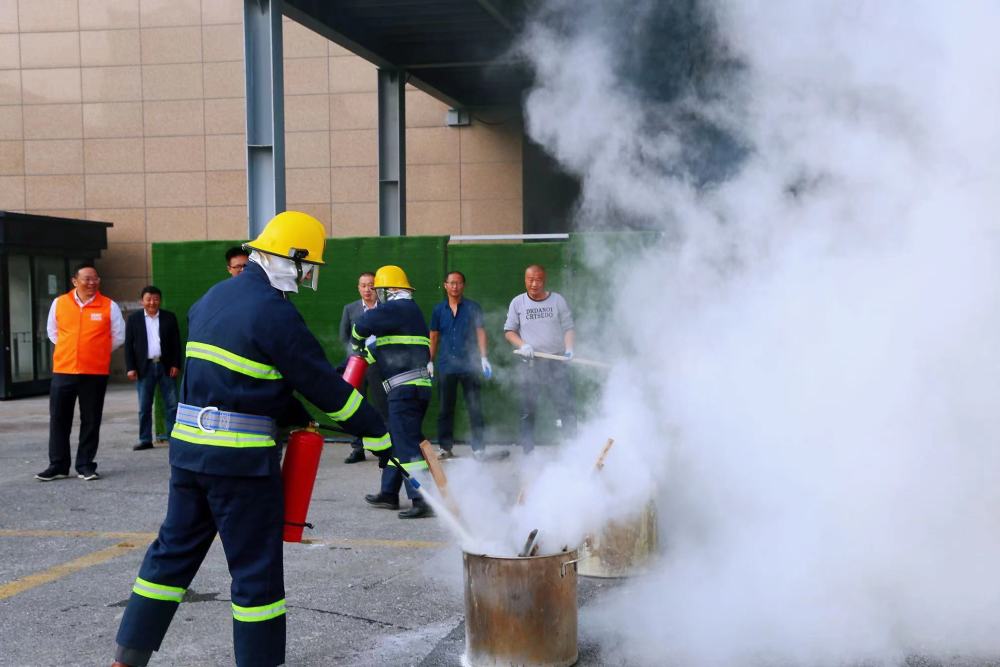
[419,440,449,499]
[593,438,615,472]
[516,350,612,370]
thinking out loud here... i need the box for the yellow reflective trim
[186,342,282,380]
[232,599,286,622]
[388,458,429,472]
[362,433,391,452]
[375,335,430,347]
[362,347,376,365]
[171,423,276,449]
[133,577,185,603]
[351,324,364,341]
[326,389,362,422]
[402,378,432,388]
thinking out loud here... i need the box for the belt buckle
[382,379,391,394]
[196,406,219,433]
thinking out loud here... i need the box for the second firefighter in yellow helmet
[353,264,435,518]
[373,265,413,304]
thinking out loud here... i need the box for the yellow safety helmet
[373,265,413,290]
[245,211,326,265]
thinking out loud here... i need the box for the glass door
[34,256,66,380]
[8,255,34,383]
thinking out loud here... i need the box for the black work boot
[344,449,366,464]
[398,499,434,519]
[364,493,399,510]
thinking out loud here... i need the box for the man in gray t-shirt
[504,264,577,452]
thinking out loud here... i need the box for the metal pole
[243,0,286,238]
[377,68,406,236]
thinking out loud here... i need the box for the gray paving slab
[0,384,609,666]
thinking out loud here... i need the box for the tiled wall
[0,0,523,302]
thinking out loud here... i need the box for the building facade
[0,0,524,300]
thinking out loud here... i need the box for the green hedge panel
[151,234,644,446]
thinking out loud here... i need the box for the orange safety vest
[52,291,113,375]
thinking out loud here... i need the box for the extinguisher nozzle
[284,521,314,530]
[389,456,420,489]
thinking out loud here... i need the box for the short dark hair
[358,271,375,281]
[226,246,249,263]
[445,270,466,283]
[140,285,161,298]
[73,262,97,278]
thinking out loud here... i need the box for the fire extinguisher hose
[314,423,421,490]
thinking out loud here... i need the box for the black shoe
[344,449,366,464]
[364,493,399,510]
[399,501,434,519]
[78,471,101,481]
[133,442,154,451]
[35,467,69,482]
[436,448,454,460]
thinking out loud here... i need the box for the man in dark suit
[125,285,182,451]
[338,271,388,463]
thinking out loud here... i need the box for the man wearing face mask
[353,265,434,519]
[111,211,391,667]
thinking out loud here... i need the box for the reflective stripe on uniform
[132,577,185,603]
[326,388,362,422]
[374,335,430,347]
[171,423,276,448]
[388,458,429,472]
[232,598,286,622]
[186,341,283,380]
[401,378,432,388]
[362,433,391,451]
[351,324,364,341]
[326,389,361,422]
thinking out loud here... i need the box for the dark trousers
[136,361,178,444]
[116,466,286,667]
[436,372,484,452]
[517,358,576,452]
[380,385,430,500]
[48,373,109,475]
[350,364,388,451]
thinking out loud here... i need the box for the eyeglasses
[229,263,246,271]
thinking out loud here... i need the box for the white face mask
[250,250,302,293]
[376,287,412,303]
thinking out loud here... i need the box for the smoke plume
[482,0,1000,664]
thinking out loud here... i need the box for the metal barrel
[463,550,579,667]
[577,500,658,578]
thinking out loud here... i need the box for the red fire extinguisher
[342,353,369,389]
[281,422,324,543]
[281,356,371,543]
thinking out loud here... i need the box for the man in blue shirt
[429,271,495,460]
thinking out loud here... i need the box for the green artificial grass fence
[150,234,647,445]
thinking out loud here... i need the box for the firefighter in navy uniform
[111,212,391,667]
[356,265,434,519]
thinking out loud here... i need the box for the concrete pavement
[0,384,616,666]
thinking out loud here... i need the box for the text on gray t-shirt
[503,291,574,355]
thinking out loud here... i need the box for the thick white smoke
[487,0,1000,664]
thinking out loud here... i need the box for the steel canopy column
[244,0,285,238]
[377,69,406,236]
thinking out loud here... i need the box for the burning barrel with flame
[463,549,579,667]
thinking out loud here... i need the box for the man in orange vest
[36,263,125,482]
